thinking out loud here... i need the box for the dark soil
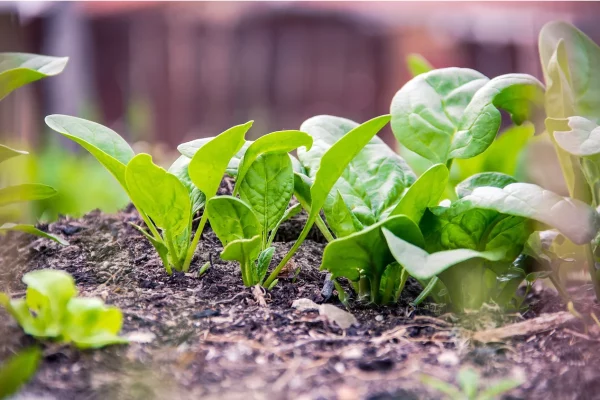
[2,200,600,399]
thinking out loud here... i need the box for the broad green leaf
[0,144,27,164]
[320,215,424,283]
[168,155,205,213]
[0,53,68,100]
[256,247,275,284]
[293,172,313,208]
[189,122,251,198]
[299,115,415,226]
[554,116,600,156]
[0,223,69,245]
[326,190,364,238]
[179,138,251,177]
[264,115,393,287]
[390,163,448,224]
[420,203,530,262]
[125,154,191,235]
[383,228,505,280]
[0,347,41,399]
[539,22,600,121]
[0,183,57,207]
[45,115,135,188]
[234,130,312,195]
[239,153,294,232]
[406,53,433,77]
[461,182,599,245]
[64,297,127,349]
[206,196,261,245]
[455,172,518,199]
[390,68,544,163]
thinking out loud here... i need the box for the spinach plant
[0,53,69,244]
[0,269,127,349]
[384,172,598,311]
[45,115,252,274]
[199,129,312,287]
[539,21,600,297]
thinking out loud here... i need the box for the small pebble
[375,315,384,322]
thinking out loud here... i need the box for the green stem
[182,212,209,272]
[315,215,335,242]
[358,276,370,301]
[370,274,382,304]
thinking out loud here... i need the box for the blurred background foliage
[0,1,598,222]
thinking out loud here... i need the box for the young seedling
[0,269,127,349]
[420,367,523,400]
[0,347,41,399]
[45,115,253,274]
[0,53,69,245]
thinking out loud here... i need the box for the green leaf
[206,196,261,245]
[234,130,313,195]
[125,154,191,235]
[321,215,424,283]
[293,172,313,208]
[220,235,262,286]
[256,247,275,284]
[553,116,600,156]
[264,115,393,288]
[390,163,448,224]
[0,183,57,207]
[168,155,206,213]
[406,53,433,77]
[383,228,506,280]
[239,153,294,232]
[189,122,251,198]
[455,172,518,199]
[460,182,599,245]
[0,53,68,100]
[477,378,524,400]
[539,22,600,121]
[0,144,27,164]
[179,138,251,177]
[299,115,415,227]
[64,297,128,349]
[0,347,41,399]
[326,190,364,238]
[45,115,135,189]
[390,68,544,163]
[0,223,69,245]
[419,374,463,399]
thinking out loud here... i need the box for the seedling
[0,269,127,349]
[420,367,523,400]
[0,347,41,399]
[45,116,252,274]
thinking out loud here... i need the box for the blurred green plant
[419,367,523,400]
[0,347,41,399]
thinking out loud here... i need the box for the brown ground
[2,201,600,400]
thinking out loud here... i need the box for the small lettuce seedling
[0,269,127,349]
[0,53,69,245]
[45,115,253,274]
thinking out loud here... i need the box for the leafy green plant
[45,115,253,274]
[420,367,523,400]
[384,172,597,311]
[0,347,41,399]
[538,21,600,298]
[0,269,127,349]
[0,53,69,244]
[200,130,311,286]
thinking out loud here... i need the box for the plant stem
[315,215,335,242]
[182,212,209,273]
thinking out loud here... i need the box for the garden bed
[2,203,600,400]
